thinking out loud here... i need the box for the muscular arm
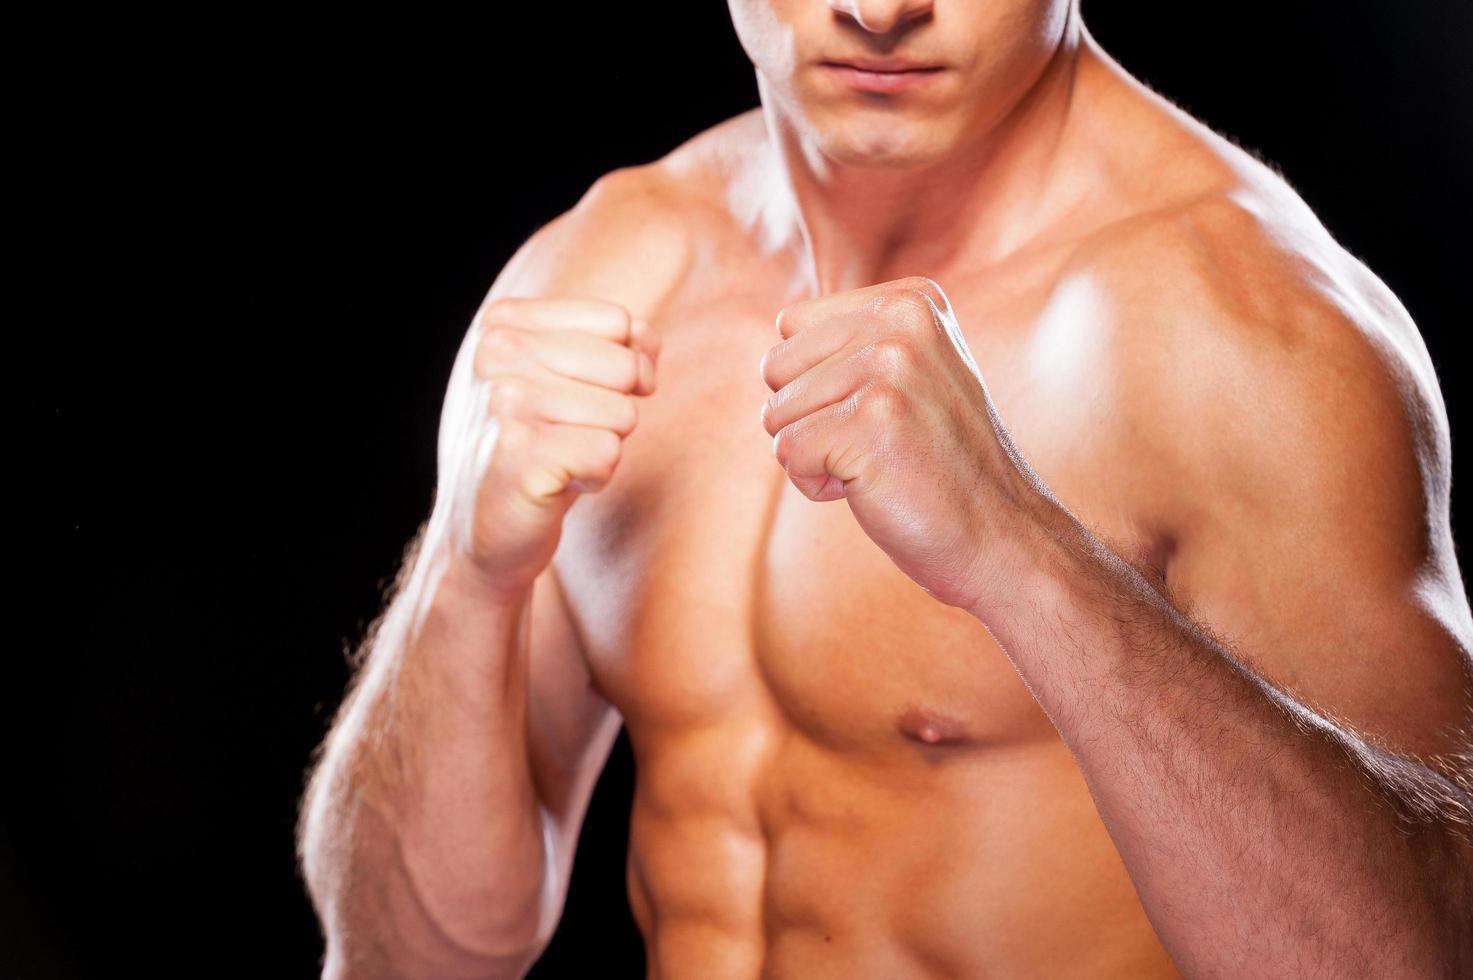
[299,556,617,979]
[297,165,690,977]
[970,277,1473,976]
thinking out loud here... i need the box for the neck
[759,17,1089,295]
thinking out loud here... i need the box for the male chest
[550,275,1168,747]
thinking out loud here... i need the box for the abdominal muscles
[622,712,1180,980]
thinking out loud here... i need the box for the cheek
[727,0,799,80]
[954,0,1071,99]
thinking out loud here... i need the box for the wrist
[413,516,539,611]
[392,529,535,639]
[394,545,536,690]
[964,492,1086,631]
[441,548,534,605]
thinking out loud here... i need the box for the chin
[808,112,958,170]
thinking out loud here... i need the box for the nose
[827,0,934,35]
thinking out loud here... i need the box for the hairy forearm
[299,547,552,979]
[973,505,1473,979]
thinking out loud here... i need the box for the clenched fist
[759,276,1049,613]
[432,296,660,598]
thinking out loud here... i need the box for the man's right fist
[433,296,660,597]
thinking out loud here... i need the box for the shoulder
[1067,40,1448,468]
[1080,190,1473,757]
[1059,183,1470,733]
[481,161,697,323]
[1068,50,1451,509]
[480,108,769,322]
[1073,178,1452,543]
[1043,47,1471,755]
[1032,78,1465,637]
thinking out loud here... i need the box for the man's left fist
[759,276,1042,612]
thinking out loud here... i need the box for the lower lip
[820,63,945,94]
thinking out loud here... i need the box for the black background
[28,2,1472,977]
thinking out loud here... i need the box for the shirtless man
[296,1,1473,976]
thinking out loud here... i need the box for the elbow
[295,744,563,977]
[317,923,546,980]
[314,894,552,980]
[377,814,562,976]
[299,805,559,979]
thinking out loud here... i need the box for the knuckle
[855,382,899,419]
[488,376,531,416]
[871,285,911,312]
[473,325,524,380]
[875,283,935,328]
[480,327,523,362]
[494,417,532,457]
[866,337,915,379]
[472,348,493,380]
[480,296,523,327]
[898,275,945,303]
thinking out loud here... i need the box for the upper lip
[821,56,943,73]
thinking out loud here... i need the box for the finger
[761,306,889,392]
[491,369,640,436]
[481,297,663,368]
[761,338,873,436]
[764,277,951,391]
[518,422,626,500]
[774,276,948,339]
[496,329,657,395]
[771,393,871,502]
[481,296,634,344]
[532,422,626,496]
[774,281,882,341]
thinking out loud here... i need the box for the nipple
[896,705,969,746]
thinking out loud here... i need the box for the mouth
[818,57,946,94]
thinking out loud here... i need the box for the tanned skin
[298,1,1473,977]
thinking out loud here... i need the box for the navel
[896,705,970,746]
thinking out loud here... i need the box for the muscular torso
[549,155,1196,976]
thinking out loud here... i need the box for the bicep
[1159,319,1473,761]
[1169,522,1472,760]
